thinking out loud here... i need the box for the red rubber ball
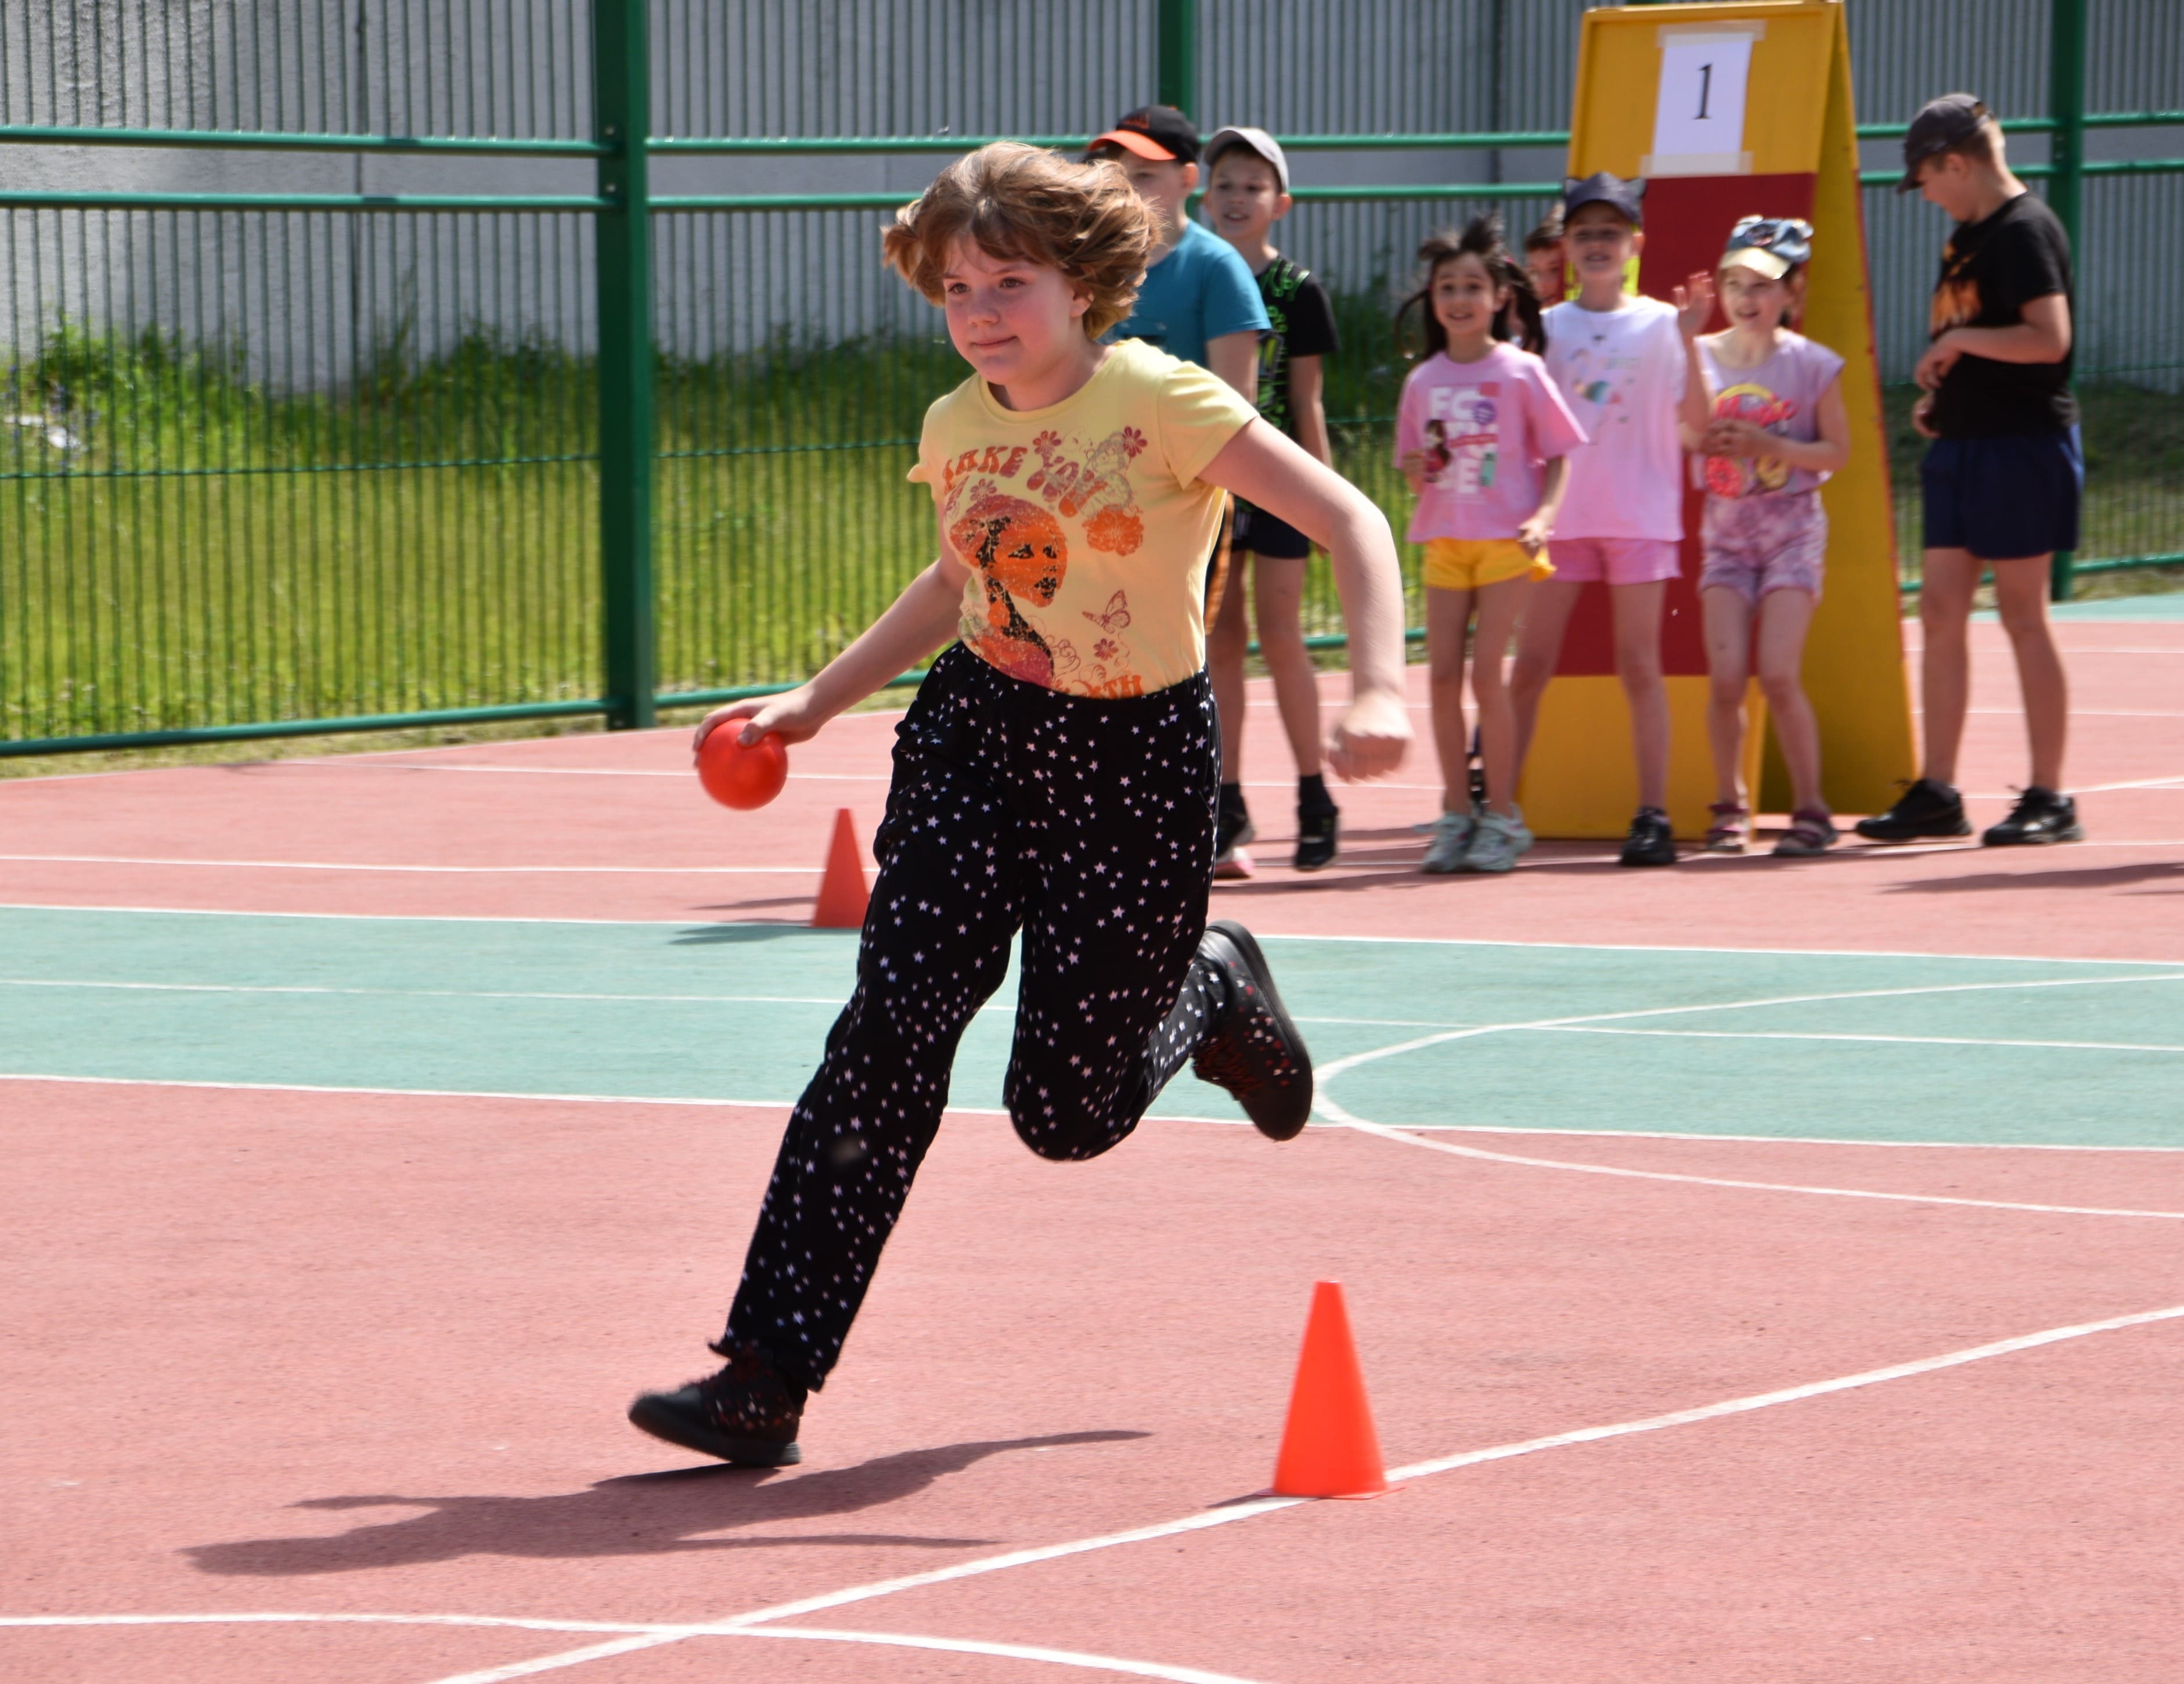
[697,727,788,810]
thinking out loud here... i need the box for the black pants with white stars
[722,645,1227,1390]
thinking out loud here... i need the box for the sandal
[1702,802,1749,853]
[1772,807,1839,857]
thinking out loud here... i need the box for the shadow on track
[1885,860,2184,894]
[185,1430,1144,1575]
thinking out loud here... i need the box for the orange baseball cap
[1087,105,1199,165]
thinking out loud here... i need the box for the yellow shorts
[1422,537,1554,592]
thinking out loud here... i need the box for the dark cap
[1897,93,1992,192]
[1562,171,1645,226]
[1089,105,1199,166]
[1720,215,1813,280]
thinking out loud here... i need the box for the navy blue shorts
[1920,427,2082,560]
[1231,498,1313,561]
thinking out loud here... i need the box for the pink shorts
[1547,536,1682,586]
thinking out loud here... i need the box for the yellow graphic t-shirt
[909,337,1258,698]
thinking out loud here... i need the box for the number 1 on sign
[1650,34,1753,171]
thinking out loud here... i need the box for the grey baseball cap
[1897,93,1992,192]
[1203,125,1289,192]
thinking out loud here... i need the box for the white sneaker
[1462,805,1534,874]
[1421,807,1477,874]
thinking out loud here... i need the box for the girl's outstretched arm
[1199,418,1412,782]
[694,544,971,750]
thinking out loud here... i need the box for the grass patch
[3,312,2178,754]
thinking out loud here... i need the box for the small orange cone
[1270,1280,1391,1499]
[811,807,870,929]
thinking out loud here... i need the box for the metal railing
[2,0,2178,755]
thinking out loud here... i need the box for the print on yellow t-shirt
[910,339,1257,700]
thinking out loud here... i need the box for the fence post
[1157,0,1198,119]
[594,0,657,728]
[2046,0,2086,603]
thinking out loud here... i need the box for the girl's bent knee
[1010,1099,1136,1162]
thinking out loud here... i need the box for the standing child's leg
[1700,583,1755,849]
[1752,586,1823,811]
[1610,578,1677,866]
[1459,573,1536,875]
[1250,555,1337,870]
[1421,582,1476,873]
[1989,555,2069,791]
[1508,576,1583,775]
[1857,546,1977,842]
[1752,586,1839,857]
[1208,542,1253,831]
[1610,579,1671,810]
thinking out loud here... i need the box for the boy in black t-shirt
[1858,95,2084,847]
[1201,125,1345,872]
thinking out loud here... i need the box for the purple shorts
[1548,536,1682,586]
[1700,491,1827,606]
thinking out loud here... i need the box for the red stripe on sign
[1554,172,1818,679]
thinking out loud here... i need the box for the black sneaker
[1982,786,2084,846]
[1190,920,1313,1140]
[1618,807,1677,867]
[1854,778,1970,842]
[628,1338,805,1466]
[1293,801,1339,872]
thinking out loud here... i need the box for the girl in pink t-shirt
[1395,218,1587,873]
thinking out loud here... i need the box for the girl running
[628,143,1409,1466]
[1675,217,1850,855]
[1395,218,1585,873]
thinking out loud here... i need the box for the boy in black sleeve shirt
[1859,95,2083,847]
[1201,125,1346,872]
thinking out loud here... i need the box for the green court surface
[1975,589,2184,621]
[7,905,2181,1149]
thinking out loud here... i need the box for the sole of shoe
[1853,818,1973,842]
[1619,848,1678,867]
[1202,919,1313,1141]
[1292,845,1338,872]
[628,1395,802,1467]
[1982,823,2086,847]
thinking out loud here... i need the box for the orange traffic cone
[1270,1280,1390,1499]
[811,807,870,929]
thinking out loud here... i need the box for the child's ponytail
[1394,214,1548,362]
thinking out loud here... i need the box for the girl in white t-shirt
[1675,218,1850,857]
[1395,218,1587,874]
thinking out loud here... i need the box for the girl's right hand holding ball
[694,684,827,755]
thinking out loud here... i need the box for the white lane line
[1321,1114,2184,1221]
[1536,1024,2184,1056]
[736,1625,1271,1683]
[408,1301,2184,1683]
[0,978,852,1006]
[0,1071,1244,1129]
[1309,970,2184,1093]
[9,901,2183,969]
[0,855,823,875]
[0,901,746,928]
[1383,1300,2184,1479]
[0,978,1465,1035]
[1254,927,2184,969]
[0,1613,1275,1684]
[3,1068,2177,1155]
[417,1503,1305,1683]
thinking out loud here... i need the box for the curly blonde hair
[882,142,1154,339]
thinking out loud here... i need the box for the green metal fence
[2,0,2178,756]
